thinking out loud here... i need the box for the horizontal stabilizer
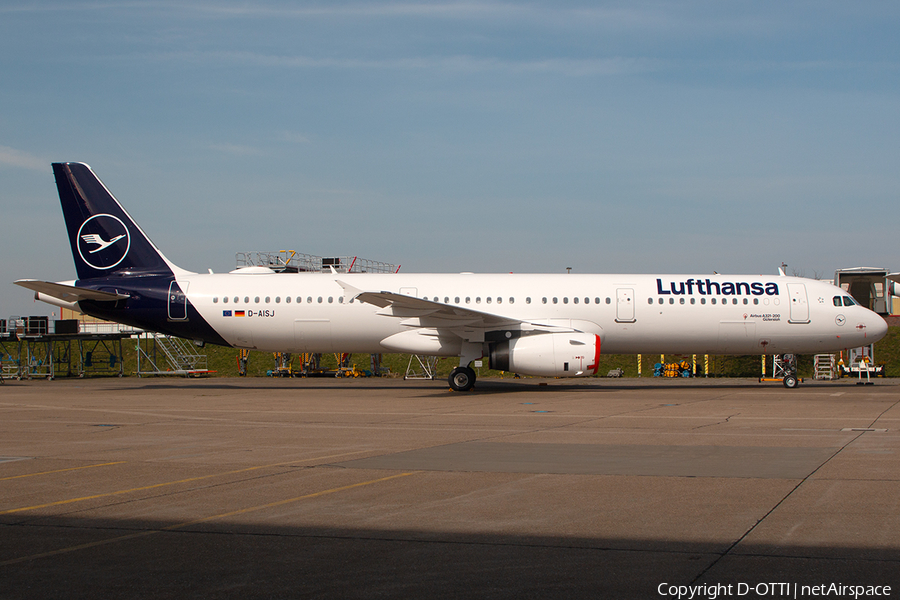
[14,279,129,302]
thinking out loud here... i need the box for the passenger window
[338,296,343,303]
[690,298,695,305]
[307,297,312,303]
[328,297,333,303]
[526,297,531,304]
[476,297,481,304]
[711,298,717,305]
[497,297,502,304]
[732,298,737,305]
[701,298,706,305]
[244,297,249,304]
[509,297,515,304]
[573,297,579,304]
[317,297,323,303]
[486,297,491,304]
[466,297,471,304]
[553,297,558,304]
[213,297,218,303]
[275,296,281,303]
[658,298,663,305]
[286,296,291,303]
[669,298,674,304]
[563,297,568,304]
[223,297,229,304]
[679,298,685,305]
[753,298,759,305]
[445,297,450,303]
[742,298,748,305]
[542,297,548,304]
[234,297,239,304]
[265,296,271,303]
[455,297,460,304]
[648,298,653,304]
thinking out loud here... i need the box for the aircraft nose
[869,315,889,343]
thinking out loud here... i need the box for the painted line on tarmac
[0,461,126,482]
[0,472,415,566]
[0,450,370,515]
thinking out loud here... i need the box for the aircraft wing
[336,281,575,335]
[14,279,130,302]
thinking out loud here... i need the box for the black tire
[783,374,799,389]
[449,366,476,392]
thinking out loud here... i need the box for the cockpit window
[833,296,842,307]
[842,296,857,307]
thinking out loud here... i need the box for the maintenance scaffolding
[235,251,397,274]
[0,324,134,379]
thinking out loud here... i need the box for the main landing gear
[449,366,476,392]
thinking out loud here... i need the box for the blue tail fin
[53,162,177,280]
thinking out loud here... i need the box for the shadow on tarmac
[97,377,881,394]
[2,515,898,599]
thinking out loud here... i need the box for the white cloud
[0,145,46,171]
[207,143,265,156]
[278,131,311,144]
[160,50,659,77]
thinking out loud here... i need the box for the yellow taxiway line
[0,450,369,515]
[0,472,415,566]
[0,461,126,482]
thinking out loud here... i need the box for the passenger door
[167,281,188,321]
[787,283,810,324]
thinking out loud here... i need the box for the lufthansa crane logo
[77,214,130,270]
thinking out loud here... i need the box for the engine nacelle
[490,332,600,377]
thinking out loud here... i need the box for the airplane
[15,162,889,391]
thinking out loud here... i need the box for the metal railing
[235,251,397,274]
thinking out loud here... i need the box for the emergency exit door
[616,288,635,323]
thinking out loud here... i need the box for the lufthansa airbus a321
[15,163,888,390]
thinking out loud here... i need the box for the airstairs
[814,354,836,380]
[136,333,210,377]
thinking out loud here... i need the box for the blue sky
[2,1,899,318]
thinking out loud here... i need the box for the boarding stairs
[814,354,836,380]
[137,333,209,376]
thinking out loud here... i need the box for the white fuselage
[180,271,886,356]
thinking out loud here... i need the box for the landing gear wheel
[783,374,799,389]
[449,366,476,392]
